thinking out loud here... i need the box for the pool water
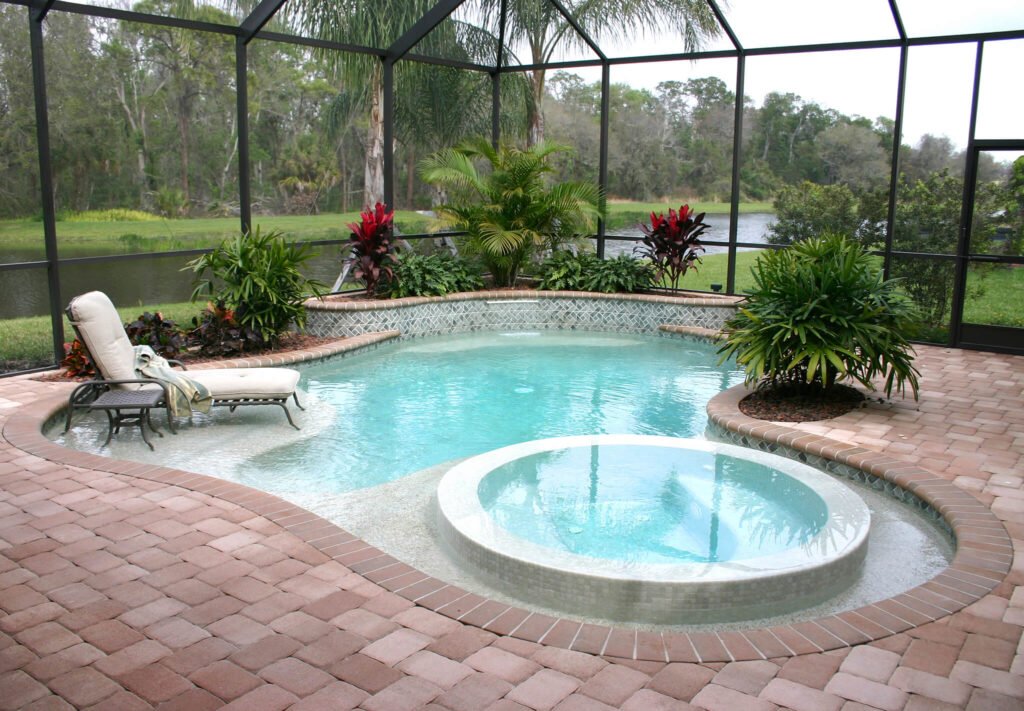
[478,444,830,565]
[240,332,745,493]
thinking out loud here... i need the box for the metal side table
[87,388,173,451]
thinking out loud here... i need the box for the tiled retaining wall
[305,291,738,339]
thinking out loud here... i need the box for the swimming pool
[237,331,746,493]
[54,329,954,627]
[438,435,872,622]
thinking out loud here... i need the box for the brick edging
[3,338,1011,663]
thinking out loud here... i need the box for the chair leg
[292,392,305,411]
[277,402,300,430]
[101,410,115,448]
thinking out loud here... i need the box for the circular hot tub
[436,435,870,623]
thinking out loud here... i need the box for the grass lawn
[0,211,436,251]
[0,201,773,251]
[0,301,205,372]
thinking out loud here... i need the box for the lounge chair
[64,291,303,437]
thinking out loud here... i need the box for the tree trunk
[406,148,415,209]
[364,80,385,209]
[177,95,191,208]
[527,69,546,147]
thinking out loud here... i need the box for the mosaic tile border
[708,420,953,539]
[305,291,739,340]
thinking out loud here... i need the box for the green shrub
[535,251,654,293]
[766,181,884,248]
[535,251,593,291]
[388,253,483,298]
[64,209,160,222]
[185,226,326,346]
[718,234,921,399]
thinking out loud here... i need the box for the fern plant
[718,234,921,399]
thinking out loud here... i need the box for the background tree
[485,0,719,145]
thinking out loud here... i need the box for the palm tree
[484,0,721,144]
[286,0,504,208]
[420,137,603,286]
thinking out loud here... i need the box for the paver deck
[1,339,1022,710]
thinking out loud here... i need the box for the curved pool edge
[3,338,1012,662]
[437,435,871,624]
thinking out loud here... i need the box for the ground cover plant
[534,251,654,293]
[719,234,921,401]
[388,253,483,298]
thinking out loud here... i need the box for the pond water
[0,213,775,320]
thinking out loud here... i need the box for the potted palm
[419,138,603,287]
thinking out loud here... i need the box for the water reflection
[478,444,828,565]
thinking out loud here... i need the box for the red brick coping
[3,334,1011,663]
[308,289,740,312]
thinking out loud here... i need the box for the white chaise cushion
[67,291,137,381]
[189,368,299,401]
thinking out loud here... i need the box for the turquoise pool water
[477,444,829,565]
[241,332,745,493]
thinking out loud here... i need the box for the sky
[525,0,1024,156]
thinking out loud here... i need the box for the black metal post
[726,53,745,294]
[29,8,63,363]
[492,0,507,150]
[236,37,252,233]
[491,73,501,149]
[883,44,908,281]
[949,42,984,347]
[597,62,610,259]
[383,58,395,208]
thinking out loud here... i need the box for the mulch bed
[739,383,865,422]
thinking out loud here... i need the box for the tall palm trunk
[364,78,385,208]
[527,68,546,146]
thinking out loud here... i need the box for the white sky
[531,0,1024,154]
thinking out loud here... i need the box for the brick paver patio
[0,339,1021,710]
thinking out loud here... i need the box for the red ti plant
[347,202,397,296]
[635,204,708,290]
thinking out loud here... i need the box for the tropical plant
[61,339,96,378]
[288,0,506,206]
[388,253,483,298]
[535,251,654,293]
[348,202,398,296]
[188,300,265,356]
[718,234,921,399]
[124,311,187,358]
[420,138,603,287]
[635,204,708,289]
[185,226,325,345]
